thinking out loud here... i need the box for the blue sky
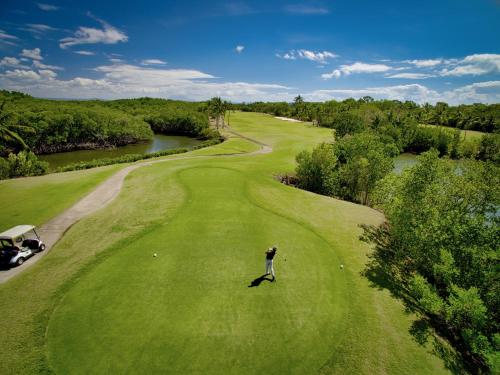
[0,0,499,103]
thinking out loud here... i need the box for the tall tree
[208,97,226,129]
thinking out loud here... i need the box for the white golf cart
[0,225,45,267]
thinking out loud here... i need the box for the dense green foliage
[0,150,48,179]
[296,132,397,204]
[0,91,221,179]
[234,97,500,133]
[235,98,499,161]
[0,91,214,157]
[104,97,217,139]
[363,150,500,372]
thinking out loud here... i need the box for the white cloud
[0,57,29,69]
[3,69,41,81]
[285,5,330,15]
[235,45,245,53]
[33,60,63,71]
[0,63,292,102]
[21,23,58,38]
[25,23,57,32]
[93,63,215,85]
[21,48,43,60]
[74,50,95,56]
[385,73,435,79]
[304,81,500,105]
[36,3,59,11]
[140,59,167,65]
[60,19,128,49]
[404,59,443,67]
[0,29,18,45]
[277,49,337,64]
[38,69,57,79]
[321,70,341,79]
[322,62,392,79]
[440,54,500,76]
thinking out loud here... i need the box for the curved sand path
[0,130,271,284]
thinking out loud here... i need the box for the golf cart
[0,225,45,267]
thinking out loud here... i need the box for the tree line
[0,91,224,179]
[286,96,499,371]
[233,96,500,133]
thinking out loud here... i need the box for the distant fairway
[420,123,486,140]
[0,113,449,374]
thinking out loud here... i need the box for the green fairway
[0,165,120,232]
[0,113,449,374]
[419,123,485,140]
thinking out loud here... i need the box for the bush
[0,151,49,180]
[295,132,396,204]
[0,157,9,179]
[477,133,500,163]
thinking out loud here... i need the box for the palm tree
[208,97,226,129]
[224,100,231,127]
[0,101,33,152]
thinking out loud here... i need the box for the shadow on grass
[248,274,273,287]
[359,223,471,375]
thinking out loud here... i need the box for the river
[39,134,202,170]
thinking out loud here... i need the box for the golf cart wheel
[39,243,46,252]
[16,257,25,266]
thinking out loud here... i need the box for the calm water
[39,134,202,170]
[394,153,418,174]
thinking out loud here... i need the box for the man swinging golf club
[265,246,277,281]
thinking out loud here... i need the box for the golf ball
[340,264,344,269]
[153,253,157,257]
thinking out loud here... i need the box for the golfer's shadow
[248,274,273,288]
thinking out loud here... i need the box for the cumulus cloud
[322,62,392,79]
[36,3,59,11]
[33,60,63,71]
[21,48,43,60]
[38,69,57,79]
[60,18,128,49]
[74,50,95,56]
[304,81,500,104]
[140,59,167,65]
[235,45,245,53]
[285,4,330,15]
[277,49,337,64]
[0,57,29,69]
[0,62,292,102]
[3,69,41,81]
[385,73,435,79]
[440,54,500,76]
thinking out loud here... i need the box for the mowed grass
[0,165,120,232]
[1,112,450,374]
[420,123,485,140]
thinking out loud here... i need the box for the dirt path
[0,131,271,284]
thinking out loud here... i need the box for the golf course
[0,112,451,374]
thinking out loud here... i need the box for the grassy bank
[0,113,451,374]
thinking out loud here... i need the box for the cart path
[0,129,271,284]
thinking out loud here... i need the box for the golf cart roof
[0,225,36,240]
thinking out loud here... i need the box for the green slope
[1,113,450,374]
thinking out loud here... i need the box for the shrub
[0,151,49,180]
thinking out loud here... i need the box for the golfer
[265,246,277,281]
